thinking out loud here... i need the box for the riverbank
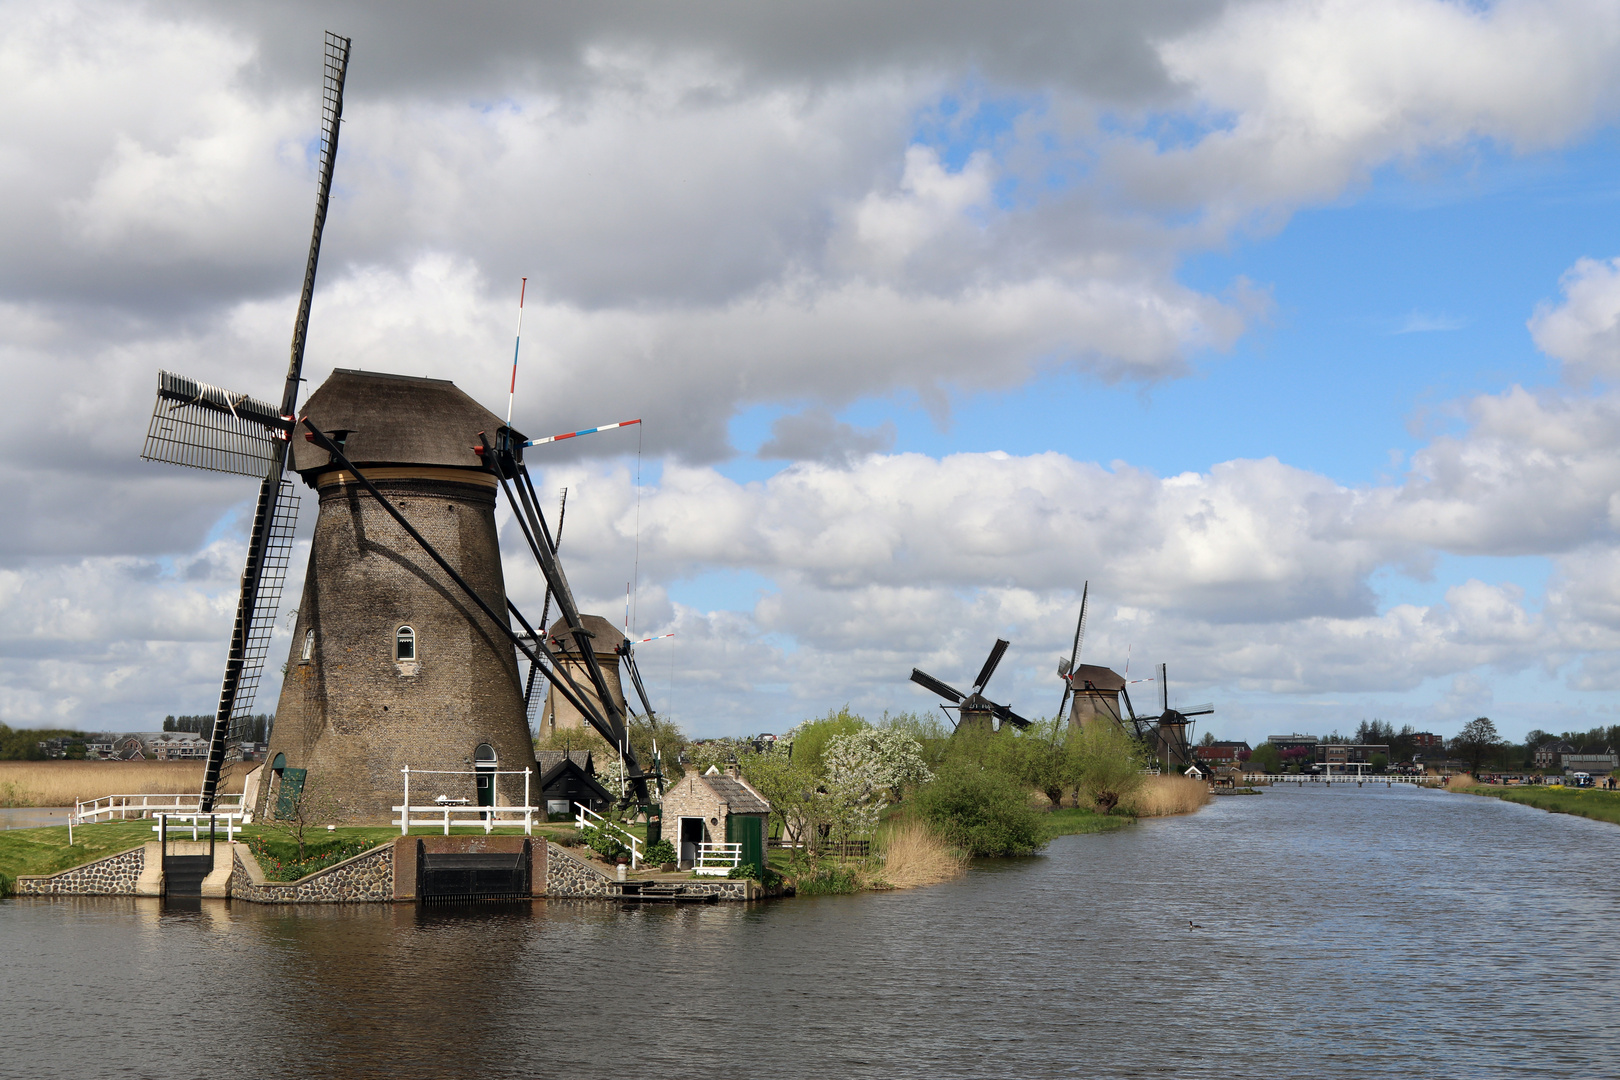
[1451,782,1620,827]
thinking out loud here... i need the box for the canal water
[3,784,1617,1078]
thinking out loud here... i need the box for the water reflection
[3,784,1618,1079]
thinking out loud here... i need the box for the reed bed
[0,760,245,808]
[876,817,966,888]
[1119,775,1211,817]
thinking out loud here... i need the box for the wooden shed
[661,766,771,870]
[537,750,613,817]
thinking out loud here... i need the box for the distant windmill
[910,639,1032,733]
[1146,663,1214,770]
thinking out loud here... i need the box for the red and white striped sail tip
[524,418,641,447]
[635,633,675,643]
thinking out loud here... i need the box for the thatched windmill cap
[291,369,521,477]
[1070,663,1126,691]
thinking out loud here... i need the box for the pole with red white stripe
[505,277,526,426]
[523,418,641,448]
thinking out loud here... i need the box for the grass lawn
[0,819,588,893]
[1044,807,1134,837]
[1455,784,1620,827]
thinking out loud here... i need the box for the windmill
[910,639,1032,733]
[1145,663,1213,771]
[139,32,351,812]
[139,35,655,822]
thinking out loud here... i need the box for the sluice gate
[416,839,533,903]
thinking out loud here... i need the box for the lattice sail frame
[142,370,285,477]
[228,479,300,741]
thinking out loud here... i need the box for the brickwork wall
[15,846,145,896]
[229,843,395,903]
[261,473,537,822]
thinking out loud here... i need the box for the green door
[275,768,307,819]
[725,814,765,871]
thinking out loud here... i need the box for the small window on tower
[301,629,315,662]
[396,626,416,661]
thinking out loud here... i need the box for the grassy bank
[1454,783,1620,827]
[1045,807,1134,836]
[0,760,246,808]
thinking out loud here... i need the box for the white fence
[150,812,247,842]
[75,793,247,825]
[574,803,643,868]
[392,765,537,835]
[694,842,741,876]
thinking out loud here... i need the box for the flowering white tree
[823,729,934,836]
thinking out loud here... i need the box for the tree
[1453,717,1502,773]
[1199,731,1216,747]
[981,718,1082,808]
[915,763,1046,857]
[1249,742,1282,774]
[1074,719,1145,813]
[1369,753,1389,773]
[260,776,345,861]
[823,728,933,806]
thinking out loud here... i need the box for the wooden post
[400,766,410,836]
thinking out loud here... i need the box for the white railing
[149,812,246,842]
[75,793,247,824]
[574,803,643,868]
[393,765,536,835]
[694,842,741,876]
[1241,772,1442,786]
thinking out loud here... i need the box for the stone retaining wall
[228,843,395,903]
[544,842,615,897]
[15,846,145,896]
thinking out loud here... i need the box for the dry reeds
[1119,775,1211,817]
[0,760,245,808]
[876,817,966,888]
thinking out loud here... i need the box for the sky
[5,0,1620,746]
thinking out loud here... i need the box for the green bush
[915,764,1048,857]
[644,838,676,864]
[727,861,783,887]
[581,824,628,862]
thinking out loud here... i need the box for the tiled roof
[704,774,770,814]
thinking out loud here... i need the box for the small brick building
[258,370,539,823]
[661,766,771,870]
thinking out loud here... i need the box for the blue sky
[6,0,1620,748]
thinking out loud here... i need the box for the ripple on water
[2,785,1617,1079]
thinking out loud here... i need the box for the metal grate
[228,480,299,740]
[141,371,283,477]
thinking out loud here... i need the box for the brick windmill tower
[258,369,540,820]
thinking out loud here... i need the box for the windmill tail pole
[506,276,526,425]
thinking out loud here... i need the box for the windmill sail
[190,31,348,809]
[142,372,285,476]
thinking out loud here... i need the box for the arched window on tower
[395,626,416,661]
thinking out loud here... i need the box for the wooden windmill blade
[972,638,1010,692]
[1057,581,1088,718]
[910,668,966,703]
[136,33,351,811]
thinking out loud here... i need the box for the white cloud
[1528,255,1620,380]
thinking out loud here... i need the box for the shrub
[644,838,676,865]
[915,764,1047,858]
[727,862,783,887]
[581,824,628,862]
